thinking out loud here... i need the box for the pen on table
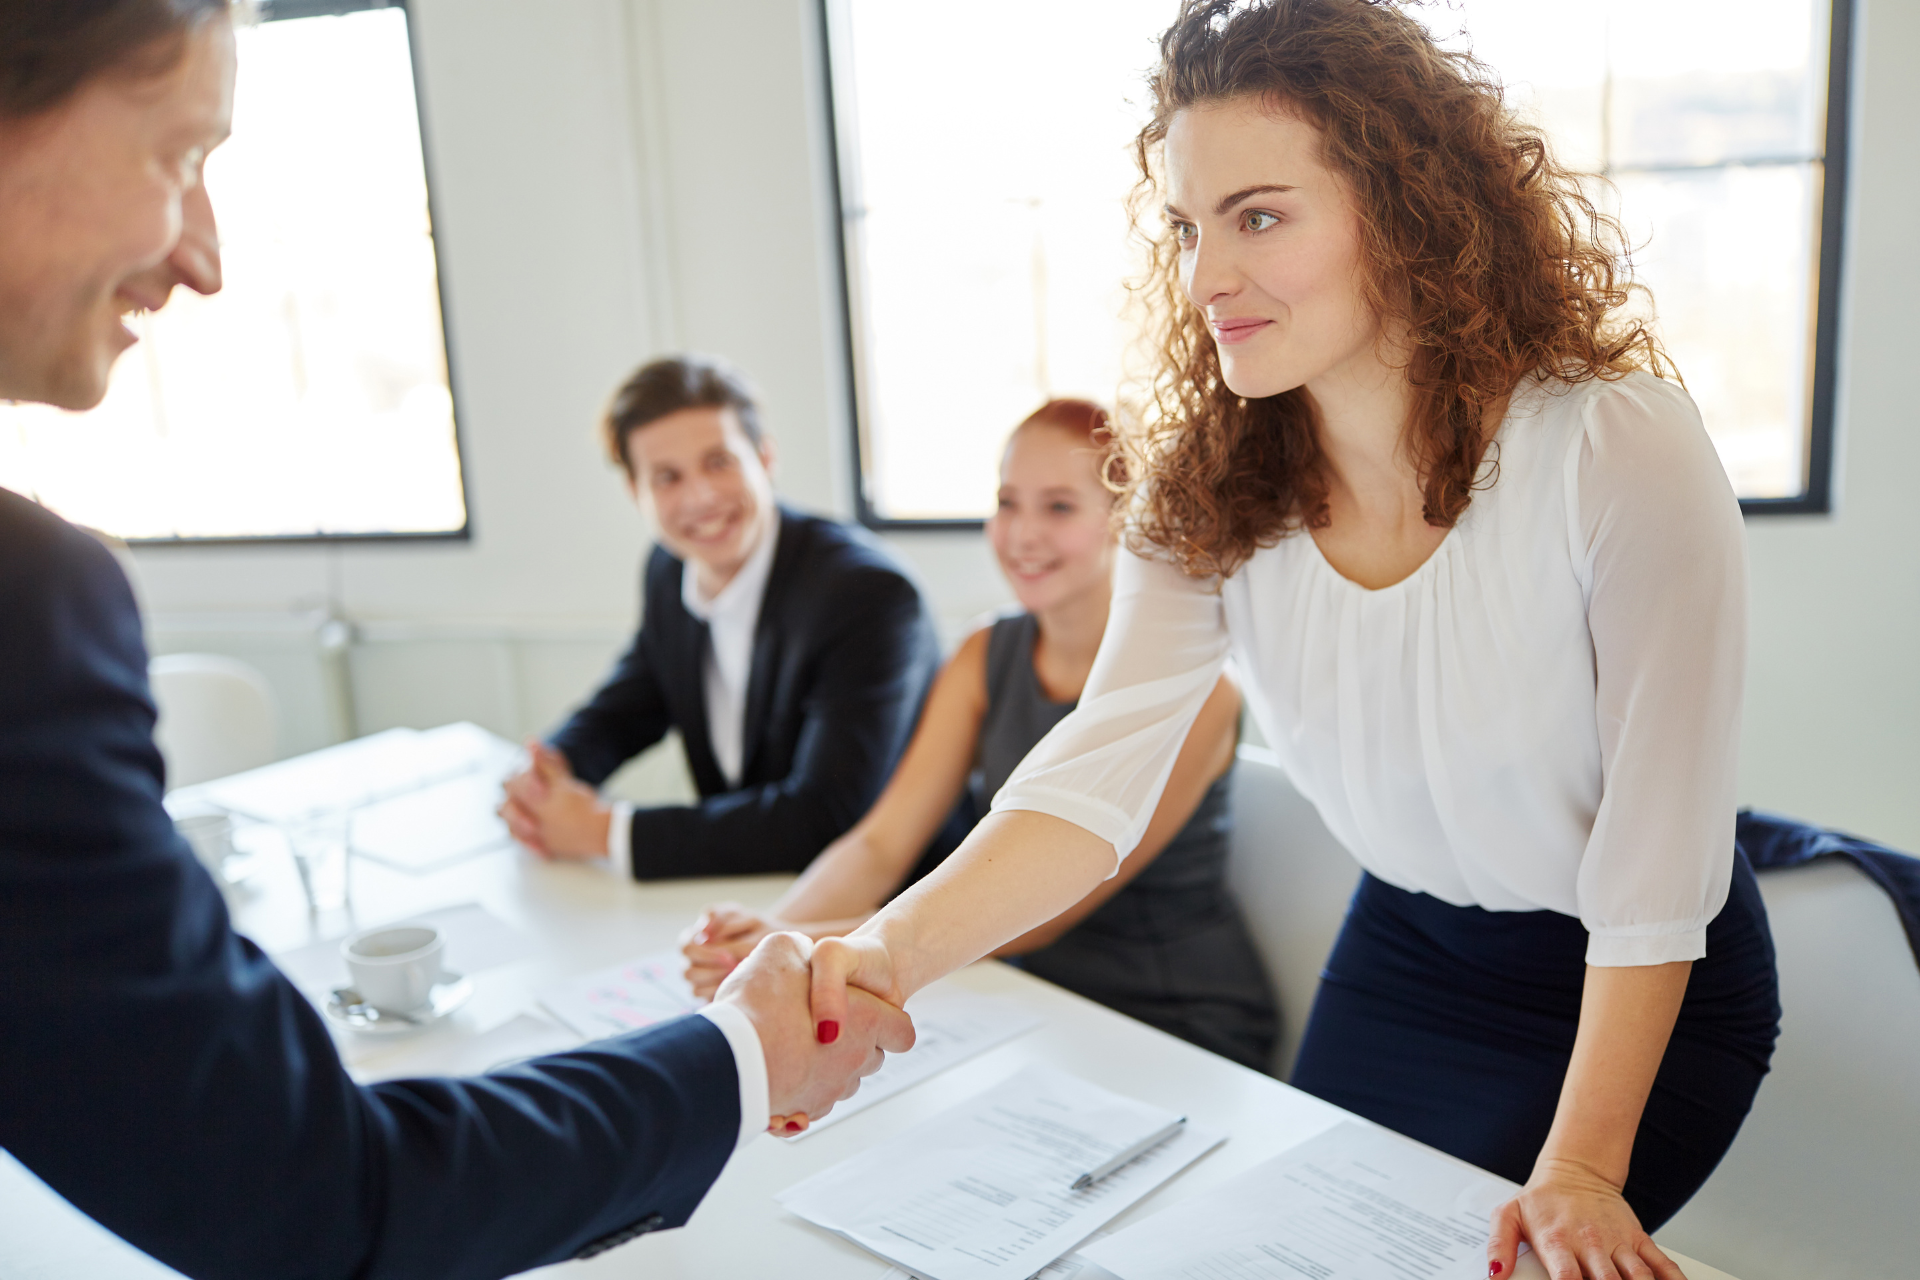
[1069,1117,1187,1191]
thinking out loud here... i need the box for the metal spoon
[331,987,427,1026]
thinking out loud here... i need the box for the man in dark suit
[0,6,911,1279]
[498,356,944,879]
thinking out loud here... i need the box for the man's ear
[756,435,777,477]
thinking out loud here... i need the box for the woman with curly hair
[805,1,1779,1276]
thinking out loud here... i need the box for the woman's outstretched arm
[681,629,992,994]
[807,546,1230,1026]
[994,672,1239,955]
[812,810,1119,1014]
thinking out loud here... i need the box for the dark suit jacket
[549,505,942,880]
[0,486,741,1280]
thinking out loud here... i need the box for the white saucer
[325,973,472,1036]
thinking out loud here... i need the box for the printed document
[538,953,705,1037]
[1079,1120,1512,1280]
[882,1230,1121,1280]
[541,960,1042,1127]
[778,1064,1224,1280]
[786,985,1043,1136]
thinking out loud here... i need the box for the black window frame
[819,0,1853,530]
[131,0,472,547]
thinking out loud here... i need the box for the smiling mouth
[1210,317,1272,345]
[115,286,168,317]
[680,511,742,544]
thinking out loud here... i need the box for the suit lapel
[738,509,801,784]
[659,573,725,792]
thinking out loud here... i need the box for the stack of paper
[1078,1121,1513,1280]
[779,1065,1224,1280]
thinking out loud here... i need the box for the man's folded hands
[709,932,914,1133]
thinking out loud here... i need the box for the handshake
[707,930,913,1133]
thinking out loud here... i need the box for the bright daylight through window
[0,2,467,542]
[827,0,1845,524]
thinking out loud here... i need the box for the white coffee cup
[342,924,446,1013]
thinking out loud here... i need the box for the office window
[825,0,1849,524]
[0,0,468,542]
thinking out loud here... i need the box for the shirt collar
[681,509,780,625]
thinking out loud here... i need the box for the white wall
[134,0,670,764]
[1736,0,1920,851]
[129,0,1918,850]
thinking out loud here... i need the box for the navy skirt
[1290,855,1780,1230]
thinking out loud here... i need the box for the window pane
[0,8,466,540]
[1423,0,1609,171]
[838,0,1170,521]
[1613,163,1820,498]
[834,0,1837,518]
[1607,0,1826,167]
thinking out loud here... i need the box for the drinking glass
[285,809,351,914]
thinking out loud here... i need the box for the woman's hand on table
[1488,1157,1685,1280]
[680,903,779,1000]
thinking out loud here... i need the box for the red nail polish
[784,1121,800,1133]
[1489,1262,1503,1277]
[816,1020,840,1044]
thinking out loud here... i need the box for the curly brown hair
[1118,0,1671,579]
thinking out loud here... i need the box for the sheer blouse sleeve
[1568,375,1747,966]
[988,545,1230,871]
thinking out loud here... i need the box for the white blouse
[992,371,1746,966]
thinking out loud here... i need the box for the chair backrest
[1662,857,1920,1280]
[149,653,279,789]
[1224,745,1361,1078]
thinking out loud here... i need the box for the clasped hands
[708,930,914,1134]
[683,907,908,1133]
[498,742,613,860]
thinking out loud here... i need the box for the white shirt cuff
[606,801,634,878]
[1584,924,1709,967]
[695,1002,768,1150]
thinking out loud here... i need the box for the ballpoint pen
[1069,1117,1188,1191]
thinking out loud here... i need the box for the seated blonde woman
[681,400,1278,1070]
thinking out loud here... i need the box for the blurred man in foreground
[0,5,911,1278]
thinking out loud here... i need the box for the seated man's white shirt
[991,371,1746,967]
[695,1003,770,1150]
[606,517,780,876]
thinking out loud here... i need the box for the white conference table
[0,759,1745,1280]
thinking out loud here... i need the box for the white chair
[1662,858,1920,1280]
[1223,745,1361,1079]
[149,653,279,789]
[1223,745,1920,1280]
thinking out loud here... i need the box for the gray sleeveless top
[969,613,1278,1070]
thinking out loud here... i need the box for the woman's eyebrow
[1212,183,1297,216]
[1162,184,1299,222]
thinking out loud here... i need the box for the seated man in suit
[499,355,945,879]
[0,6,910,1279]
